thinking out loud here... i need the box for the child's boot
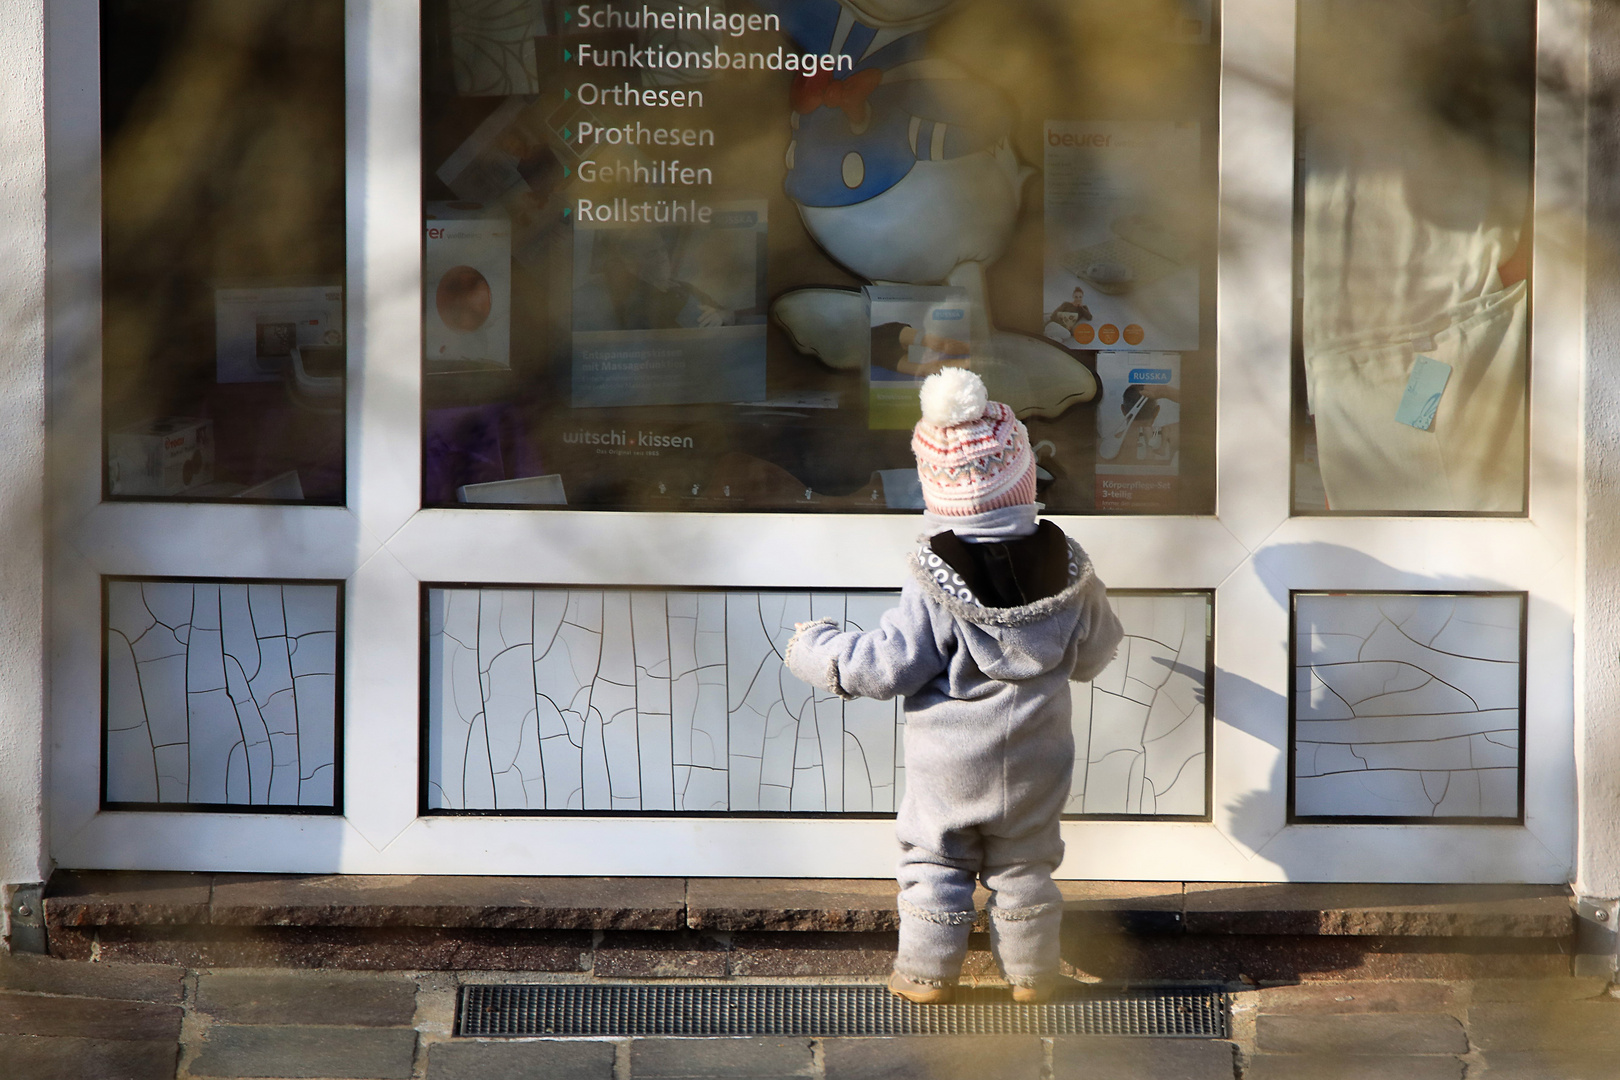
[892,897,975,1003]
[987,899,1065,1004]
[888,970,955,1004]
[1010,976,1058,1004]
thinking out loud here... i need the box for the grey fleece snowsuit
[784,526,1122,988]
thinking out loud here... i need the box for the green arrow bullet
[563,48,572,61]
[563,166,571,178]
[563,88,571,100]
[563,9,571,21]
[562,127,572,140]
[563,207,572,219]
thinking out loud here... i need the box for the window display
[1293,0,1533,514]
[421,0,1219,512]
[101,0,346,504]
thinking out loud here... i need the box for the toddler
[785,367,1123,1003]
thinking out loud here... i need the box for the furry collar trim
[908,534,1096,628]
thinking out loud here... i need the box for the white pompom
[919,367,988,426]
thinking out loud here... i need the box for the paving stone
[1467,1001,1620,1053]
[1473,1052,1620,1079]
[43,870,212,928]
[83,924,594,971]
[595,931,728,978]
[0,1033,179,1080]
[425,1039,617,1080]
[1256,1013,1467,1055]
[211,873,686,930]
[726,932,894,977]
[197,970,418,1025]
[0,952,185,1003]
[822,1035,1045,1079]
[189,1024,418,1078]
[1249,979,1458,1014]
[630,1036,815,1076]
[1244,1056,1462,1079]
[1468,977,1610,1002]
[1183,884,1574,938]
[1049,1036,1234,1078]
[0,990,183,1040]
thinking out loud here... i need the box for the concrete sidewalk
[1,952,1616,1079]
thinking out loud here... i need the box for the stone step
[38,871,1578,980]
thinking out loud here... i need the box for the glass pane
[421,0,1219,512]
[1291,592,1525,822]
[101,0,346,503]
[423,586,1209,817]
[104,579,343,811]
[1293,0,1533,514]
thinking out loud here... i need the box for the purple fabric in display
[424,405,544,505]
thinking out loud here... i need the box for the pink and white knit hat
[911,368,1036,518]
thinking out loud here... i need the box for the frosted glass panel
[1292,592,1524,821]
[104,580,341,810]
[1071,593,1210,817]
[424,587,1210,817]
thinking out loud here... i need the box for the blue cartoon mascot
[757,0,1098,416]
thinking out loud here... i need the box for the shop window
[1292,0,1534,514]
[420,0,1219,513]
[1290,591,1526,823]
[101,0,347,504]
[422,585,1210,817]
[103,579,344,812]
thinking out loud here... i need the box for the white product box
[458,474,566,505]
[215,286,344,384]
[426,202,511,371]
[1094,351,1181,511]
[108,417,215,496]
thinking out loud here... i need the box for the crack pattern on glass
[1069,593,1210,816]
[1293,593,1523,819]
[104,581,340,808]
[425,588,1210,816]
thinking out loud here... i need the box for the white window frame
[45,0,1587,881]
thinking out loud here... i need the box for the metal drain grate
[457,984,1229,1038]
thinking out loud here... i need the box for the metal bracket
[4,883,47,955]
[1573,897,1619,978]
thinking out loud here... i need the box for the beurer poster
[1043,121,1201,353]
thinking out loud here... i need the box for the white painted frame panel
[46,0,1584,882]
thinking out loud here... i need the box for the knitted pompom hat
[911,367,1036,517]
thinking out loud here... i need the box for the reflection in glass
[101,0,346,503]
[1294,0,1533,514]
[421,0,1220,512]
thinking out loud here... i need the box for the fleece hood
[908,531,1096,683]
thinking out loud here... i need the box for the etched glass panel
[1070,592,1210,817]
[104,579,342,811]
[424,586,1209,817]
[1292,592,1525,821]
